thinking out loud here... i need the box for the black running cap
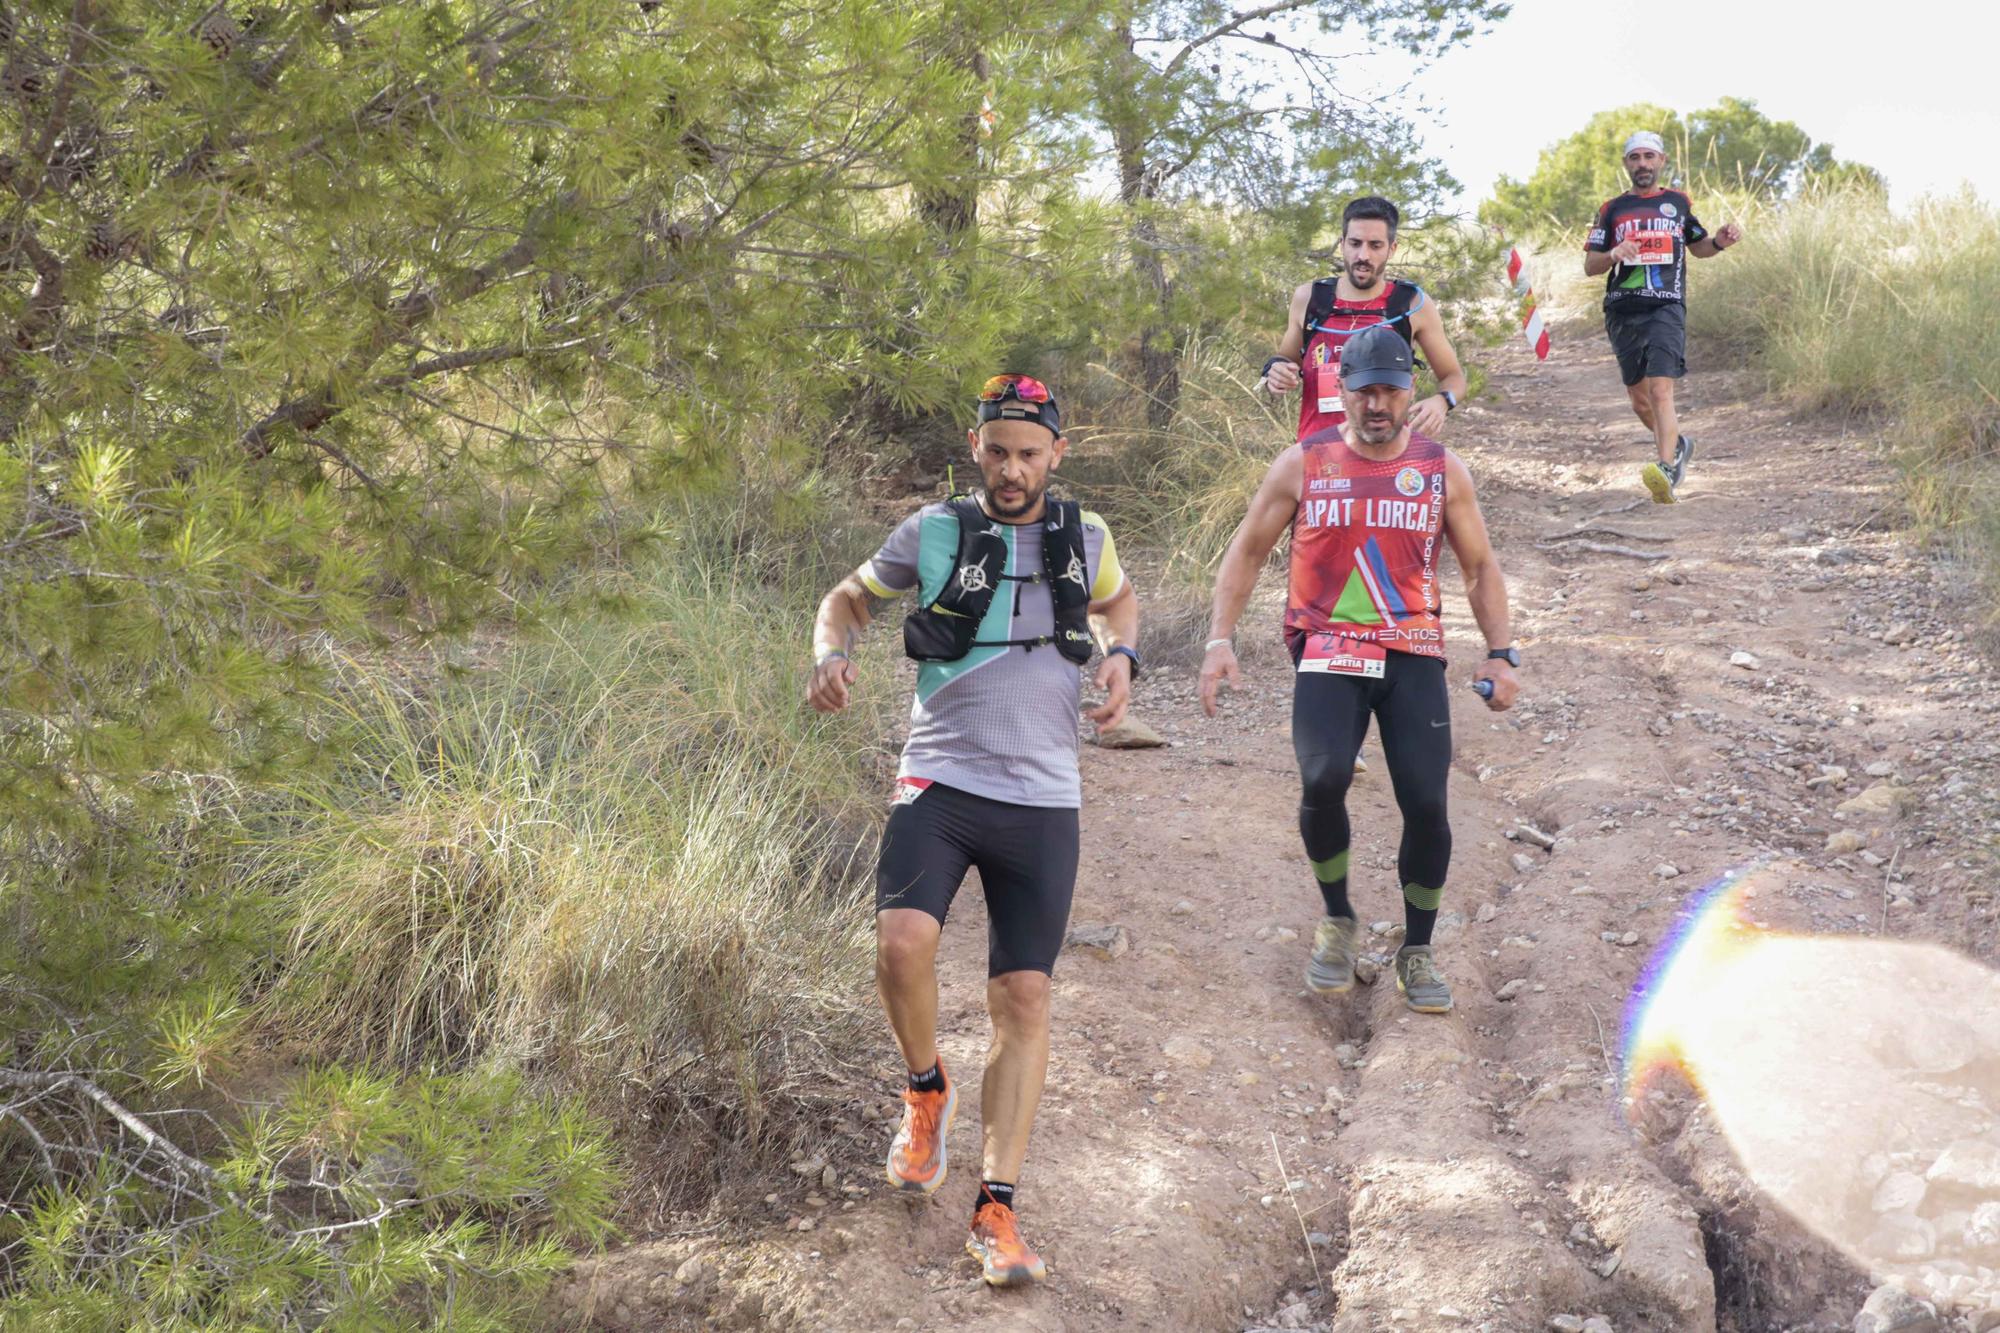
[976,396,1062,439]
[1338,323,1414,390]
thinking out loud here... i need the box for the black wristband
[1260,355,1289,379]
[1107,644,1142,680]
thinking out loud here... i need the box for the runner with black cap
[1261,196,1469,443]
[1586,129,1745,503]
[1201,325,1519,1013]
[807,374,1139,1286]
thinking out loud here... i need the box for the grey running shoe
[1305,915,1361,994]
[1395,945,1454,1014]
[1639,460,1677,505]
[1670,434,1694,486]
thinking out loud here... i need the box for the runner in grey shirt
[858,499,1124,807]
[806,373,1139,1287]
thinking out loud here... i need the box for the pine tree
[0,0,1041,1316]
[1075,0,1507,426]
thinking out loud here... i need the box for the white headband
[1624,131,1665,157]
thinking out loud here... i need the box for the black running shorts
[1604,300,1686,386]
[875,781,1080,977]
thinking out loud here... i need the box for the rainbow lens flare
[1620,860,1769,1112]
[1620,859,2000,1316]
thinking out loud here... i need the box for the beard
[1351,404,1407,445]
[1346,262,1380,290]
[1629,167,1657,189]
[984,476,1046,519]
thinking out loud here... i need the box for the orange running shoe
[884,1063,955,1194]
[966,1201,1047,1286]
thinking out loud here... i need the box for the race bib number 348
[1632,231,1676,266]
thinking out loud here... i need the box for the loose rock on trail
[555,331,2000,1331]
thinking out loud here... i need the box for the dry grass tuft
[251,540,894,1202]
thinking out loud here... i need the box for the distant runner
[807,374,1140,1287]
[1262,195,1469,443]
[1201,325,1517,1013]
[1585,130,1744,503]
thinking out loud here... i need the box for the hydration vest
[1304,276,1421,351]
[903,496,1094,666]
[1296,279,1427,442]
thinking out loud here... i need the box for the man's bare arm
[1263,283,1314,396]
[1200,448,1302,714]
[813,573,878,656]
[1275,282,1312,362]
[1441,451,1517,710]
[1441,453,1508,645]
[807,572,885,713]
[1085,579,1141,729]
[1412,299,1468,403]
[1585,231,1644,275]
[1408,297,1469,435]
[1089,579,1139,653]
[1208,449,1302,643]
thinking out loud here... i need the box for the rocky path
[558,330,2000,1332]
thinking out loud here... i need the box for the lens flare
[1621,861,1769,1108]
[1620,860,2000,1316]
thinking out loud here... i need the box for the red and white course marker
[1506,247,1551,361]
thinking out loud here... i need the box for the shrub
[251,529,894,1200]
[1687,186,2000,605]
[0,1062,618,1329]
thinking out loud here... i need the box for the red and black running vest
[1285,428,1447,659]
[1295,278,1419,441]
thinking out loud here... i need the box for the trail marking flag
[1506,247,1551,361]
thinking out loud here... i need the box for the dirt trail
[558,330,2000,1332]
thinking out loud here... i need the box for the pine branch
[25,0,98,200]
[0,1068,224,1189]
[1160,0,1321,78]
[1157,103,1286,183]
[239,195,575,460]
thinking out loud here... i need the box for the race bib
[1631,231,1676,266]
[1297,633,1386,678]
[1312,357,1343,416]
[891,777,933,807]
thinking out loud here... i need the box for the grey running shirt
[860,501,1125,809]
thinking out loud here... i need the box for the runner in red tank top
[1285,426,1448,661]
[1200,325,1519,1015]
[1293,285,1393,440]
[1260,197,1470,443]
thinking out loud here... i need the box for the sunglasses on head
[978,374,1052,405]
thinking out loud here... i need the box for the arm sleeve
[1081,512,1127,603]
[858,512,924,599]
[1584,201,1613,251]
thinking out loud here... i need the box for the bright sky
[1399,0,1998,213]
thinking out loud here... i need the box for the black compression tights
[1291,652,1453,947]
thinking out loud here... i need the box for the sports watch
[1486,646,1521,668]
[1107,644,1142,680]
[1442,388,1459,413]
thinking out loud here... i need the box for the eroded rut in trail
[557,330,2000,1332]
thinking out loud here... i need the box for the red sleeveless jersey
[1285,429,1448,659]
[1296,287,1391,441]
